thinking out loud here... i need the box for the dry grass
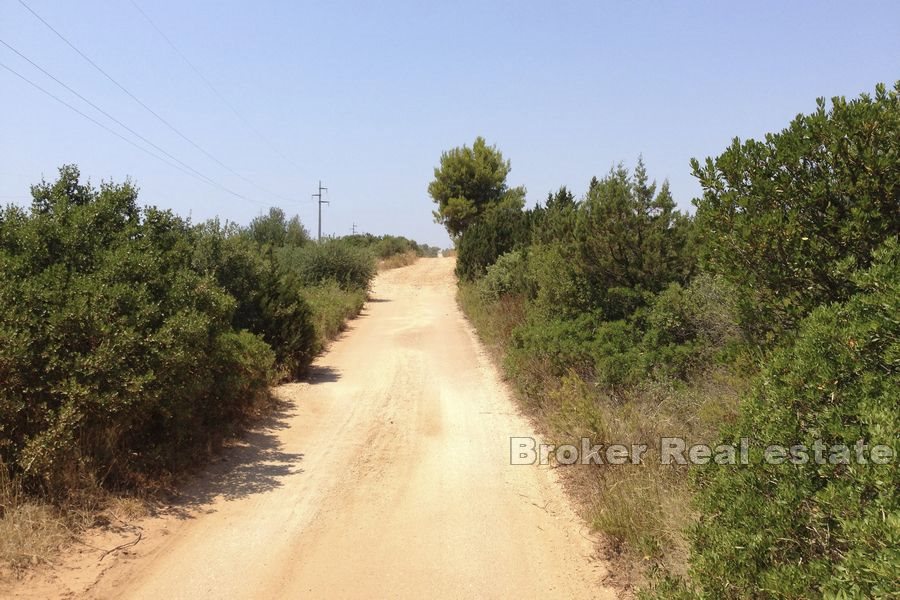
[377,250,419,270]
[0,463,70,573]
[0,458,160,579]
[0,502,69,571]
[457,281,745,588]
[302,282,367,349]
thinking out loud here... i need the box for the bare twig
[98,532,142,561]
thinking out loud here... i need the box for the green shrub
[301,281,367,349]
[0,166,275,497]
[477,249,531,301]
[455,194,530,281]
[591,319,644,387]
[693,82,900,345]
[526,242,592,321]
[576,160,693,321]
[193,221,316,378]
[510,314,598,377]
[255,269,318,378]
[639,274,742,380]
[277,239,375,291]
[683,239,900,598]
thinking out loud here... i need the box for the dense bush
[638,274,742,380]
[455,193,530,281]
[509,314,598,378]
[693,82,900,344]
[684,239,900,599]
[301,280,367,345]
[477,250,531,302]
[0,167,274,497]
[337,233,438,259]
[192,221,316,377]
[525,241,592,321]
[276,239,375,291]
[575,160,693,321]
[0,166,393,504]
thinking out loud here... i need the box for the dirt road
[16,258,615,599]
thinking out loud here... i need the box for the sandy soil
[5,257,616,599]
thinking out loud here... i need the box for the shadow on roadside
[161,398,304,519]
[305,365,340,384]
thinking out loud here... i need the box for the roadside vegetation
[0,169,430,571]
[436,83,899,597]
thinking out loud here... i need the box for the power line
[128,0,303,172]
[0,59,267,206]
[313,180,328,242]
[0,37,250,202]
[17,0,294,205]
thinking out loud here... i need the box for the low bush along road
[12,257,615,599]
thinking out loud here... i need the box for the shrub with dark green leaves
[277,239,375,291]
[638,274,741,380]
[683,239,900,599]
[576,160,693,321]
[336,233,425,259]
[455,193,530,281]
[509,314,598,378]
[693,82,900,345]
[193,222,316,378]
[0,166,274,497]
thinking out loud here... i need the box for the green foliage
[192,220,316,378]
[638,274,742,380]
[477,250,532,302]
[336,233,439,259]
[0,167,376,503]
[455,192,530,280]
[530,186,578,245]
[692,82,900,345]
[246,207,310,248]
[577,159,693,321]
[685,239,900,599]
[0,166,274,497]
[301,280,367,347]
[510,314,598,378]
[591,319,645,387]
[428,136,518,237]
[525,241,592,321]
[277,239,376,291]
[447,84,900,595]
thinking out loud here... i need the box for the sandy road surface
[11,258,615,599]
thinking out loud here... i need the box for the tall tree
[576,159,692,320]
[428,137,514,238]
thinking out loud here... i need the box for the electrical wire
[0,37,249,201]
[129,0,304,172]
[0,59,267,206]
[17,0,295,205]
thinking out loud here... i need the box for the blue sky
[1,1,898,247]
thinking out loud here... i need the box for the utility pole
[312,180,328,242]
[351,222,357,235]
